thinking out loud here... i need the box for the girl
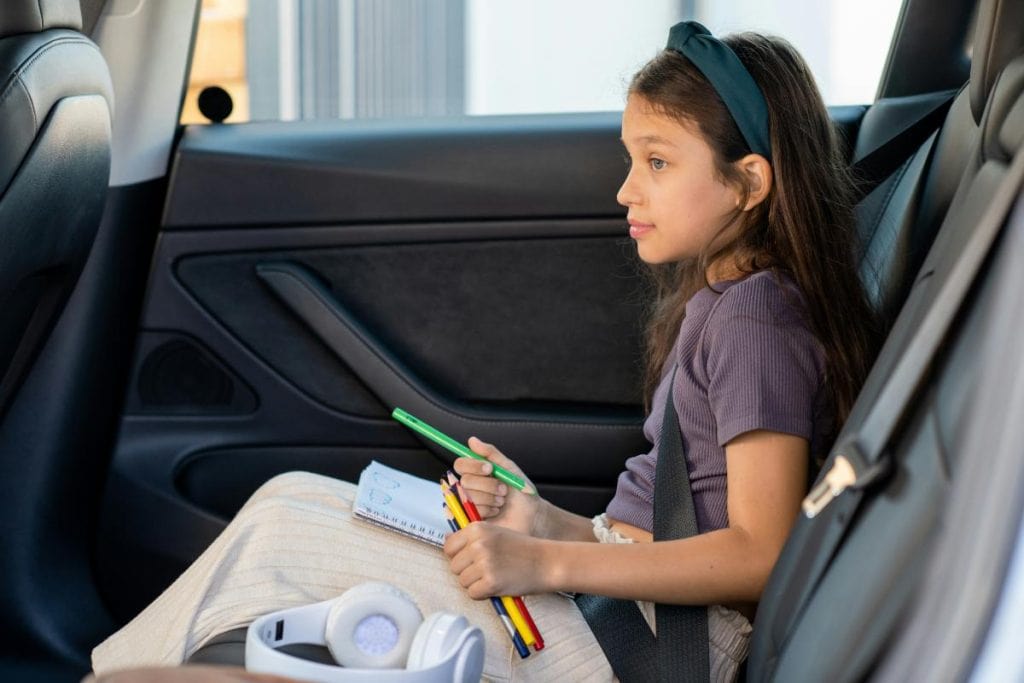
[92,21,875,683]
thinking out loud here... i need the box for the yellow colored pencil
[499,595,536,648]
[441,481,471,529]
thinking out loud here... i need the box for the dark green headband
[665,21,772,161]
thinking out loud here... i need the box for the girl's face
[617,94,743,270]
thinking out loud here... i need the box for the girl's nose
[616,171,641,207]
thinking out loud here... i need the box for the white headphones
[245,582,485,683]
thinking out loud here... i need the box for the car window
[180,0,905,125]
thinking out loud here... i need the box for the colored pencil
[451,475,545,652]
[444,475,548,651]
[392,408,535,494]
[440,480,471,529]
[451,477,483,522]
[442,480,535,649]
[512,596,545,651]
[444,503,530,659]
[499,595,535,648]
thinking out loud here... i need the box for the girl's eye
[649,157,666,171]
[622,153,633,169]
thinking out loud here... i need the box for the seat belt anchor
[802,448,892,518]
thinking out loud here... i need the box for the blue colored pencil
[444,504,530,659]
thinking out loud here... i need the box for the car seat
[748,6,1024,681]
[0,0,114,669]
[0,0,113,418]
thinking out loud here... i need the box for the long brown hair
[632,32,879,429]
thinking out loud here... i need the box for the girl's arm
[445,429,808,604]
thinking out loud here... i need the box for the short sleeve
[702,280,825,447]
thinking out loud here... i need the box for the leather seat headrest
[0,0,82,40]
[971,0,1024,125]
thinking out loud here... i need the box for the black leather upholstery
[853,0,1024,328]
[854,89,966,327]
[0,1,113,417]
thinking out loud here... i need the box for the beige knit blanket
[92,471,748,681]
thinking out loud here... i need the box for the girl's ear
[736,153,773,211]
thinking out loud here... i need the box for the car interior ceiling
[1,0,1024,680]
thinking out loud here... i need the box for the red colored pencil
[453,480,482,522]
[512,596,544,651]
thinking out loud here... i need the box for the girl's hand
[444,522,550,599]
[453,437,544,537]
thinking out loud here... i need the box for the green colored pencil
[391,407,536,495]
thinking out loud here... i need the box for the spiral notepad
[352,461,448,548]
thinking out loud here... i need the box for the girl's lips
[628,221,654,238]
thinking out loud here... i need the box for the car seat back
[749,26,1024,683]
[0,0,114,661]
[873,192,1024,682]
[0,0,114,419]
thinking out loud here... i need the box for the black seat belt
[577,366,710,682]
[785,142,1024,658]
[850,90,958,203]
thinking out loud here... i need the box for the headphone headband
[665,21,772,162]
[245,589,485,683]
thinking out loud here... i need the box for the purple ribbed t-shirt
[605,270,830,534]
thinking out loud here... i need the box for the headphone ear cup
[407,612,475,670]
[452,627,485,683]
[325,582,424,669]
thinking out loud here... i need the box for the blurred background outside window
[181,0,906,125]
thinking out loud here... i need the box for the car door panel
[98,113,652,619]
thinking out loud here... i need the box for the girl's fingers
[467,437,521,474]
[453,439,521,519]
[447,546,474,575]
[456,491,505,512]
[457,472,506,497]
[451,470,506,517]
[453,455,493,477]
[473,504,501,518]
[442,528,468,557]
[458,565,486,593]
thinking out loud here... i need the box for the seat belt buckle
[802,445,892,518]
